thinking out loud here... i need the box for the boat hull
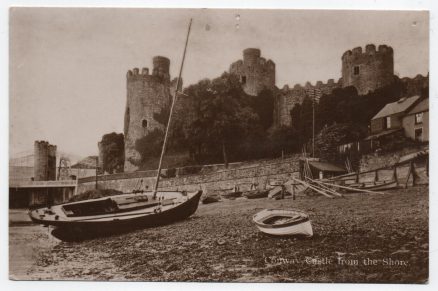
[253,209,313,237]
[255,220,313,236]
[343,180,398,192]
[29,191,202,240]
[243,189,269,199]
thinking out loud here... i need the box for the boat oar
[318,180,386,195]
[305,177,344,197]
[291,178,334,199]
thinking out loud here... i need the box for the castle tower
[341,44,394,95]
[34,141,57,181]
[229,48,276,96]
[124,56,173,172]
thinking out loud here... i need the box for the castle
[272,44,427,127]
[122,44,428,172]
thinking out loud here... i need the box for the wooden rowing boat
[201,194,221,204]
[221,191,243,199]
[252,209,313,237]
[29,190,202,240]
[243,189,269,199]
[342,180,398,192]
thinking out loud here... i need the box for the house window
[353,66,360,75]
[415,128,423,141]
[241,75,247,84]
[415,112,423,124]
[384,116,391,129]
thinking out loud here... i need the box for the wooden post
[356,172,359,183]
[393,166,398,185]
[411,162,417,186]
[374,169,379,183]
[292,183,296,200]
[404,161,412,189]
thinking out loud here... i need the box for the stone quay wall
[77,158,300,195]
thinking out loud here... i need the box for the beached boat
[28,20,198,241]
[343,180,398,192]
[252,209,313,237]
[201,194,221,204]
[243,189,269,199]
[29,190,202,236]
[221,191,243,199]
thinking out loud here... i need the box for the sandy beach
[9,186,428,283]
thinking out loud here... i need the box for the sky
[9,8,429,158]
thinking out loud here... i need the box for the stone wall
[274,79,342,127]
[77,158,300,195]
[359,145,427,172]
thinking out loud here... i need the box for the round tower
[341,44,394,95]
[124,56,173,172]
[152,56,170,82]
[229,48,276,96]
[33,141,56,181]
[47,144,57,180]
[34,141,49,181]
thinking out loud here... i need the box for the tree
[182,73,263,166]
[99,132,124,174]
[268,126,300,156]
[314,123,365,163]
[252,89,275,130]
[134,128,164,169]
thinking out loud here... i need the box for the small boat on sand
[243,189,269,199]
[252,209,313,237]
[29,191,202,238]
[201,194,221,204]
[342,180,398,192]
[221,191,242,199]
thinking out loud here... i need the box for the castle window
[241,75,247,84]
[142,119,148,135]
[353,66,360,75]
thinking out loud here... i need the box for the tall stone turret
[124,56,173,172]
[230,48,276,96]
[33,141,57,181]
[341,44,394,95]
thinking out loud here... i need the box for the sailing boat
[29,19,201,239]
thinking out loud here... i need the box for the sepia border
[1,1,437,291]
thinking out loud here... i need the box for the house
[402,97,429,142]
[370,95,423,134]
[336,95,428,160]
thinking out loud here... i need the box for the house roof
[364,128,403,140]
[405,97,429,115]
[308,161,346,172]
[372,95,421,120]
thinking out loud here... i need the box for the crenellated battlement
[285,78,342,92]
[342,44,393,61]
[127,67,158,82]
[342,44,394,95]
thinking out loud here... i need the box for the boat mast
[152,18,193,199]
